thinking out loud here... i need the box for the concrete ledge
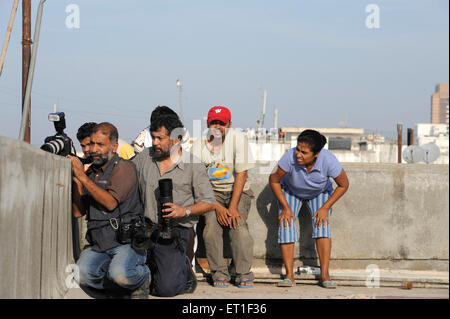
[194,267,449,289]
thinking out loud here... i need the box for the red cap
[207,106,231,124]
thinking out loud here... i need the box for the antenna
[258,89,267,130]
[402,143,441,164]
[273,107,278,130]
[176,79,183,122]
[402,145,425,163]
[421,143,440,164]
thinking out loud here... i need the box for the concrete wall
[249,141,449,165]
[241,162,449,271]
[1,134,448,299]
[0,136,74,298]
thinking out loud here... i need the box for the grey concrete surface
[1,135,448,299]
[0,136,74,298]
[64,279,449,300]
[235,162,449,271]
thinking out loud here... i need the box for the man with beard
[132,108,216,297]
[191,106,255,288]
[68,122,151,299]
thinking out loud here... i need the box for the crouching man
[69,122,150,299]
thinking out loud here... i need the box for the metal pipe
[0,0,19,76]
[22,0,32,143]
[19,0,46,142]
[397,122,403,164]
[407,128,414,146]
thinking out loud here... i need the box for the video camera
[40,112,73,157]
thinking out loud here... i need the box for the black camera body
[40,112,73,157]
[41,133,72,156]
[117,214,151,252]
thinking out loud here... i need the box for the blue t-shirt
[278,148,342,199]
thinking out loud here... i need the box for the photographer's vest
[86,154,143,253]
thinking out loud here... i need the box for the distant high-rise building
[431,84,449,132]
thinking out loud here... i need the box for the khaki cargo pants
[202,189,254,283]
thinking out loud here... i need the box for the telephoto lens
[40,134,72,156]
[40,135,65,154]
[158,178,173,240]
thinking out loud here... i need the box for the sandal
[213,278,230,288]
[319,280,337,289]
[276,278,296,287]
[237,279,254,288]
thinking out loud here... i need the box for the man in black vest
[69,122,150,299]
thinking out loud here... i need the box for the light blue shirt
[278,148,342,200]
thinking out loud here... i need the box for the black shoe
[131,275,151,299]
[184,256,197,294]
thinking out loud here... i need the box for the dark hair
[149,107,184,140]
[92,122,119,144]
[76,122,97,142]
[297,129,327,154]
[150,106,178,123]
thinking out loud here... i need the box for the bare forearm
[322,169,349,210]
[189,201,216,216]
[78,174,118,211]
[322,186,347,210]
[229,171,247,208]
[72,179,85,218]
[269,174,289,209]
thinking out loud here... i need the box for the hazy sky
[0,0,448,149]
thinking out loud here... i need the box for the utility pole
[176,79,183,122]
[397,122,403,164]
[22,0,32,143]
[258,89,267,130]
[407,128,414,146]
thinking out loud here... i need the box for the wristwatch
[185,206,191,217]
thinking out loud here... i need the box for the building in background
[431,84,449,133]
[280,127,365,151]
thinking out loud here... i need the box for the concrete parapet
[239,162,449,272]
[0,136,74,298]
[1,134,448,298]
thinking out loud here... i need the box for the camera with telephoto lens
[158,178,174,240]
[118,215,151,252]
[41,133,72,156]
[40,112,72,157]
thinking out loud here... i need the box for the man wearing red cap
[192,106,255,288]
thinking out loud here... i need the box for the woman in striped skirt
[269,130,349,288]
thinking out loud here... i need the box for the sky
[0,0,448,149]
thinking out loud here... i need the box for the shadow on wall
[256,184,319,274]
[196,214,233,259]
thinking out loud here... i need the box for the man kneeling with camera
[69,122,151,299]
[133,107,216,297]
